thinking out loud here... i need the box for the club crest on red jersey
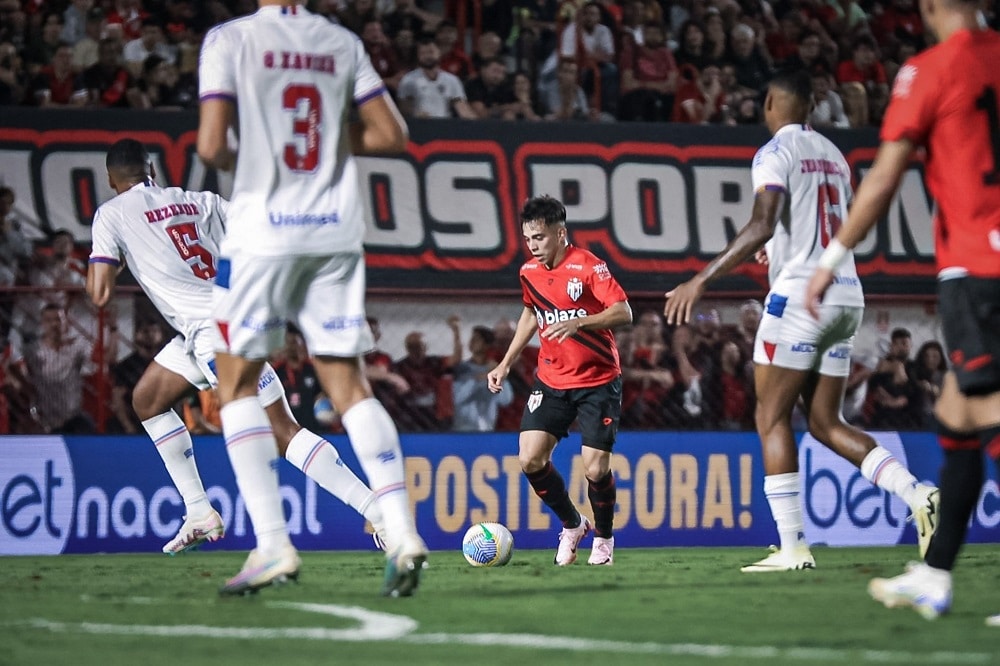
[566,277,584,301]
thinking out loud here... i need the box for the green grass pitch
[2,545,999,666]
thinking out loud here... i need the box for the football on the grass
[462,522,514,567]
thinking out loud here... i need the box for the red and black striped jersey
[519,245,628,389]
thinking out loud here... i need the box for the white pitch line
[11,615,994,665]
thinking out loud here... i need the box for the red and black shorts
[519,376,622,452]
[938,276,1000,396]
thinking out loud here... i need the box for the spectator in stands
[393,316,462,431]
[511,0,560,68]
[0,41,27,105]
[913,340,947,429]
[471,30,507,73]
[490,316,537,431]
[703,9,729,62]
[723,298,761,367]
[339,0,380,33]
[673,19,710,69]
[710,340,753,430]
[363,316,410,422]
[123,17,175,78]
[479,0,515,44]
[810,63,850,128]
[397,37,476,119]
[105,0,148,42]
[619,0,648,51]
[558,1,618,116]
[26,229,86,327]
[781,29,828,72]
[70,8,103,73]
[836,34,888,124]
[465,56,517,119]
[435,19,473,81]
[393,26,418,73]
[271,326,324,434]
[140,53,196,109]
[23,303,95,433]
[83,37,144,108]
[109,319,162,434]
[0,186,32,291]
[383,0,440,41]
[727,22,772,97]
[24,12,65,75]
[0,334,39,433]
[618,21,677,122]
[540,57,593,120]
[361,19,404,94]
[507,70,543,120]
[620,310,675,428]
[30,41,88,106]
[673,61,725,123]
[839,80,868,127]
[60,0,94,46]
[872,0,924,51]
[766,10,805,66]
[866,327,921,429]
[452,325,512,432]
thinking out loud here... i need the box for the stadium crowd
[0,0,972,432]
[2,0,996,125]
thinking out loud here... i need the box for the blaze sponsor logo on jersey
[790,343,817,353]
[527,390,542,413]
[566,277,583,302]
[534,306,588,328]
[892,64,917,99]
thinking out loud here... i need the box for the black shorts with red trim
[938,276,1000,396]
[519,376,622,452]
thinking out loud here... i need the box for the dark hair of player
[768,68,813,106]
[520,195,566,227]
[106,139,150,182]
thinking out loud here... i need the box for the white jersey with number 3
[198,5,384,257]
[89,181,227,335]
[752,124,864,308]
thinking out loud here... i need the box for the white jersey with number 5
[752,124,864,308]
[198,5,384,257]
[89,180,227,335]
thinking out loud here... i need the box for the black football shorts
[519,376,622,451]
[938,276,1000,396]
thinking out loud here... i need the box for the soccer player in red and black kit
[488,195,633,566]
[806,0,1000,623]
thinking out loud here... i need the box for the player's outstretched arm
[86,261,117,308]
[488,307,537,393]
[665,188,783,325]
[351,93,409,155]
[806,138,914,318]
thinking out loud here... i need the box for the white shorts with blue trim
[212,251,374,361]
[153,322,286,407]
[752,293,862,377]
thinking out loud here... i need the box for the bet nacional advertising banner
[0,109,935,298]
[2,432,997,555]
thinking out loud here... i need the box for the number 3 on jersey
[166,223,216,279]
[817,182,842,247]
[283,84,321,173]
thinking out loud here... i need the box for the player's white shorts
[752,294,862,377]
[153,322,286,407]
[213,251,375,360]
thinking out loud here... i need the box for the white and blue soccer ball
[313,395,336,426]
[462,522,514,567]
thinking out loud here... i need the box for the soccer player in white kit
[87,139,389,558]
[197,0,427,597]
[664,69,938,571]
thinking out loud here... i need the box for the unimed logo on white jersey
[0,436,75,554]
[800,432,912,546]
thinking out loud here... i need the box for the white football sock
[284,428,382,525]
[764,472,807,552]
[142,411,211,518]
[860,446,920,507]
[220,397,290,555]
[341,398,415,542]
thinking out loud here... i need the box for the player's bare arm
[665,188,784,325]
[488,307,538,393]
[806,138,914,318]
[86,261,117,308]
[350,93,408,155]
[541,300,633,343]
[196,98,237,171]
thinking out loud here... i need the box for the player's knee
[518,452,546,474]
[131,384,157,421]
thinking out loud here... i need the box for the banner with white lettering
[2,432,995,555]
[0,109,936,296]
